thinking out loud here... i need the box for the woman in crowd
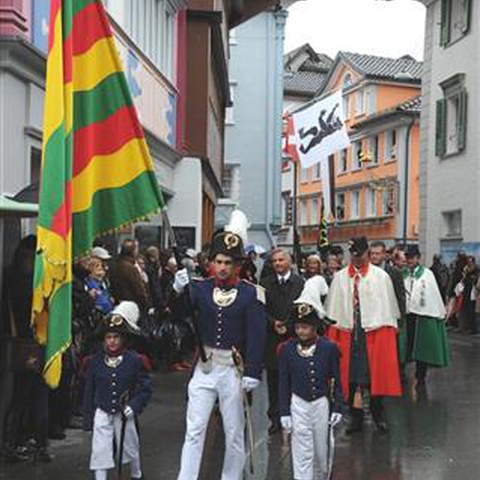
[304,254,323,280]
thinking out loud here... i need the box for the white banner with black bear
[292,90,350,169]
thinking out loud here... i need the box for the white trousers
[291,394,329,480]
[177,363,245,480]
[90,408,140,471]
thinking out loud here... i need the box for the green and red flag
[32,0,164,387]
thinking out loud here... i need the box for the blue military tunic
[83,350,152,430]
[278,337,344,416]
[189,278,267,379]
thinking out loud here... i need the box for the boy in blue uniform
[279,282,344,480]
[83,302,152,480]
[174,210,267,480]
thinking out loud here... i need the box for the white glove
[173,269,190,293]
[281,416,292,433]
[123,406,134,418]
[242,376,260,392]
[330,412,342,427]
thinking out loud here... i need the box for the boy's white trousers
[90,408,140,471]
[291,394,329,480]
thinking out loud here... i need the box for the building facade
[416,0,477,264]
[215,9,289,248]
[296,52,422,250]
[279,44,333,247]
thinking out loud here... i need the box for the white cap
[224,209,250,244]
[111,301,140,333]
[91,246,112,260]
[185,248,197,259]
[294,276,328,319]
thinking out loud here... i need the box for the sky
[284,0,426,61]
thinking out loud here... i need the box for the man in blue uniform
[279,281,344,480]
[83,302,152,480]
[174,211,267,480]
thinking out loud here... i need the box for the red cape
[326,326,402,399]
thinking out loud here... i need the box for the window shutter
[457,89,468,151]
[440,0,451,46]
[462,0,472,34]
[435,99,447,157]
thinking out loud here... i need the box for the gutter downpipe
[403,117,416,245]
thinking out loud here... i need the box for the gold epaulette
[241,279,266,304]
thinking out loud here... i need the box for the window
[127,0,176,79]
[382,186,396,216]
[352,141,363,170]
[368,136,379,165]
[342,95,350,119]
[30,147,42,185]
[343,73,353,90]
[436,74,467,157]
[225,83,236,125]
[365,188,377,217]
[355,90,365,115]
[385,130,397,161]
[311,198,320,225]
[313,162,321,180]
[336,193,346,221]
[440,0,472,47]
[442,210,462,237]
[351,190,361,219]
[222,164,240,201]
[300,199,308,226]
[365,86,376,115]
[300,167,309,183]
[338,149,348,174]
[163,5,175,79]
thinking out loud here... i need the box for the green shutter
[435,99,447,157]
[457,89,468,151]
[440,0,451,46]
[462,0,472,34]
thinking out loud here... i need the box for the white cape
[404,267,446,319]
[325,264,399,331]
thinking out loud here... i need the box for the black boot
[34,447,54,463]
[370,397,388,433]
[346,407,364,435]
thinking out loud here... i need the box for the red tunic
[326,325,402,399]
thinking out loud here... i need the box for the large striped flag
[32,0,164,387]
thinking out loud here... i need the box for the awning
[0,195,38,217]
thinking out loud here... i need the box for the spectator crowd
[0,234,477,464]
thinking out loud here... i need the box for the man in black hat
[83,303,152,480]
[326,237,402,434]
[278,283,344,480]
[370,241,407,370]
[403,245,449,387]
[173,215,267,480]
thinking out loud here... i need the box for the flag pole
[292,159,301,266]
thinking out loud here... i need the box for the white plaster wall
[167,157,203,251]
[420,0,480,260]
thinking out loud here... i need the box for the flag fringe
[43,338,72,389]
[73,205,162,261]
